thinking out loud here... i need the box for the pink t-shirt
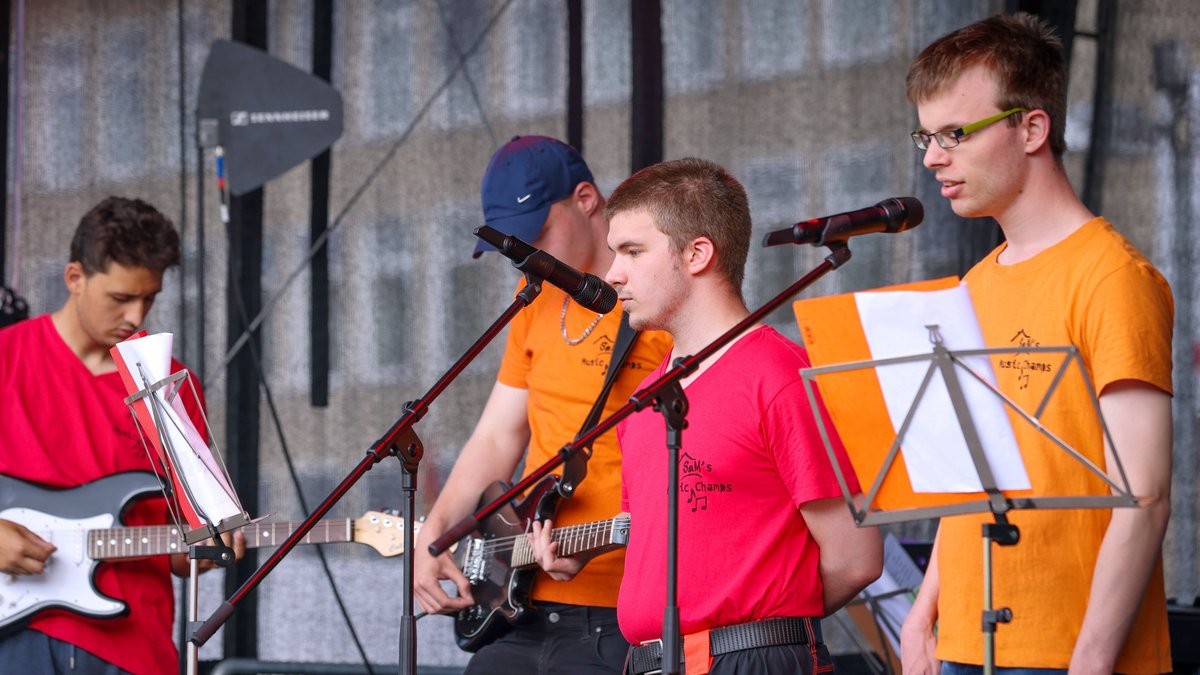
[616,326,858,644]
[0,315,204,675]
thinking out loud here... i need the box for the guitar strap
[558,311,640,498]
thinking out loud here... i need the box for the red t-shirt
[616,326,858,644]
[0,315,204,675]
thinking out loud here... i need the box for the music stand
[112,333,249,675]
[793,287,1139,675]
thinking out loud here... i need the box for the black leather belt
[627,617,822,675]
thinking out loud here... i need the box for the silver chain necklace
[560,296,604,346]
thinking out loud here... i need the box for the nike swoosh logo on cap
[517,193,532,203]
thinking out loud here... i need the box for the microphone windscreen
[887,197,924,231]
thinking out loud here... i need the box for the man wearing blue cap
[414,136,672,674]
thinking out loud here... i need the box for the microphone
[474,225,618,314]
[762,197,924,247]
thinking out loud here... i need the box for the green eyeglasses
[911,107,1029,150]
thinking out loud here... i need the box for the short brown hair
[906,12,1067,157]
[70,197,180,274]
[605,158,751,296]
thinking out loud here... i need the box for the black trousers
[464,602,629,675]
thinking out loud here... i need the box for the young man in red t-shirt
[0,197,243,675]
[531,158,882,674]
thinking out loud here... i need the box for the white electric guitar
[0,471,411,632]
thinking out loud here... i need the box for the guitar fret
[82,515,364,561]
[495,518,623,567]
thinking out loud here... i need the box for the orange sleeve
[496,281,535,389]
[1080,262,1174,396]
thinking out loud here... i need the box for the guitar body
[0,473,406,634]
[0,471,163,633]
[453,475,561,652]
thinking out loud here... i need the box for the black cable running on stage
[207,0,517,387]
[226,248,379,675]
[203,1,515,665]
[216,150,379,670]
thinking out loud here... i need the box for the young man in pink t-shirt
[530,158,882,674]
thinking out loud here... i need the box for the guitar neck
[88,519,354,560]
[508,517,629,569]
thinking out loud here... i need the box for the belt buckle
[638,638,664,675]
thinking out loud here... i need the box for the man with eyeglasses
[901,13,1173,675]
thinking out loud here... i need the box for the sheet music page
[113,333,243,524]
[853,283,1031,493]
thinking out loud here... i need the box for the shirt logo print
[997,329,1054,390]
[679,452,733,513]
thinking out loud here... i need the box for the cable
[215,155,377,674]
[200,2,519,665]
[205,0,516,388]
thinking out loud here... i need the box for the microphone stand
[431,243,851,675]
[190,275,546,675]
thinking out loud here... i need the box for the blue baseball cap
[473,135,594,258]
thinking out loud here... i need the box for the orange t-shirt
[937,217,1173,672]
[498,283,672,607]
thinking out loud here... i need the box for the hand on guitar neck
[2,515,248,579]
[527,514,627,582]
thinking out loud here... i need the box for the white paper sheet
[114,333,243,525]
[854,283,1030,493]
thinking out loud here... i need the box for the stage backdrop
[4,0,1197,668]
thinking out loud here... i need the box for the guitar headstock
[351,510,413,557]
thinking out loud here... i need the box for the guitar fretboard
[503,517,630,568]
[87,519,354,560]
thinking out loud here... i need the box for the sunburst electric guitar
[0,471,408,632]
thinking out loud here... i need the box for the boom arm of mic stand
[190,275,546,647]
[430,244,853,558]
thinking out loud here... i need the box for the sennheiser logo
[229,109,331,127]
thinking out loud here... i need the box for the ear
[683,237,716,276]
[1022,109,1052,155]
[572,181,600,217]
[63,261,87,296]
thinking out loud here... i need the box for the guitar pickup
[460,538,487,582]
